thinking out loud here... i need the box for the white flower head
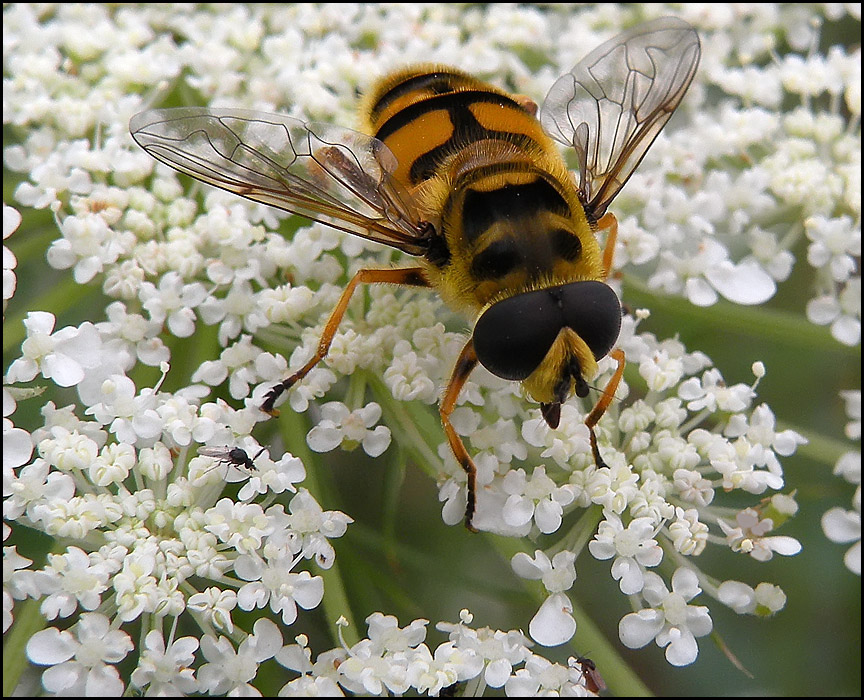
[504,651,593,696]
[306,400,391,457]
[26,612,133,695]
[512,550,578,646]
[34,546,114,620]
[501,466,576,534]
[198,618,283,696]
[435,617,532,689]
[6,312,103,388]
[718,507,802,561]
[234,554,324,626]
[129,630,200,696]
[187,587,238,634]
[618,568,713,666]
[588,513,663,594]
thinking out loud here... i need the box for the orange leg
[439,339,480,531]
[589,212,623,465]
[261,267,429,413]
[596,212,619,281]
[584,348,626,467]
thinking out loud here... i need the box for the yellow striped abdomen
[360,65,601,314]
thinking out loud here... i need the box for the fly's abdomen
[361,66,548,187]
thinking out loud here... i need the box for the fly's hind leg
[440,339,481,532]
[585,347,626,468]
[261,266,429,413]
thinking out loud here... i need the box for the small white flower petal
[717,581,756,614]
[306,424,342,452]
[706,260,776,305]
[503,495,534,527]
[529,593,576,647]
[362,425,390,457]
[662,627,700,666]
[619,609,664,649]
[612,557,645,595]
[822,507,861,543]
[534,498,563,534]
[844,540,861,575]
[26,628,76,665]
[511,551,548,580]
[485,657,512,688]
[766,536,803,556]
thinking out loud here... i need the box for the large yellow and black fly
[131,17,701,530]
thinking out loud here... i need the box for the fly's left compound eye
[473,281,622,381]
[556,280,622,361]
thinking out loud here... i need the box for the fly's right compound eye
[472,281,622,382]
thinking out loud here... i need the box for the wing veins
[130,108,430,254]
[540,17,701,217]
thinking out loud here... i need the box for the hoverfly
[131,17,700,531]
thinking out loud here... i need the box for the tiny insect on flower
[575,656,607,694]
[197,446,266,476]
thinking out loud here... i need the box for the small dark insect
[197,445,266,475]
[576,656,607,694]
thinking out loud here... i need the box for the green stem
[277,409,360,647]
[3,599,47,696]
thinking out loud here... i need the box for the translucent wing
[540,16,700,218]
[130,107,430,255]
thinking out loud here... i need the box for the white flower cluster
[277,610,603,697]
[3,3,859,696]
[448,320,806,665]
[620,6,861,338]
[3,356,352,693]
[19,603,606,697]
[822,390,861,575]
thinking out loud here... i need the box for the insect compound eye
[473,288,563,381]
[557,280,622,361]
[473,281,622,382]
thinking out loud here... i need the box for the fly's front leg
[261,266,429,413]
[440,339,480,532]
[585,348,626,468]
